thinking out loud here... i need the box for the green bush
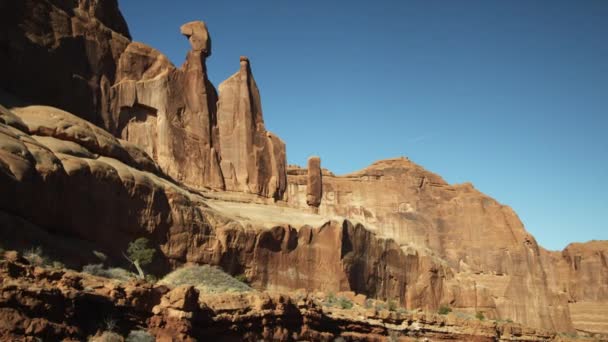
[126,330,155,342]
[476,311,485,321]
[338,297,353,309]
[438,305,452,315]
[158,264,251,294]
[234,274,248,283]
[323,293,353,309]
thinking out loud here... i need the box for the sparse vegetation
[323,293,353,309]
[476,311,485,321]
[234,273,248,283]
[124,237,156,279]
[126,329,155,342]
[82,264,134,281]
[23,246,49,266]
[52,261,65,269]
[388,300,398,311]
[158,264,252,293]
[375,302,387,311]
[364,298,374,309]
[438,305,452,315]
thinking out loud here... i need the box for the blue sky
[119,1,607,251]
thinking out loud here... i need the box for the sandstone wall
[286,158,573,331]
[0,0,131,129]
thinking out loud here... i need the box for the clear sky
[119,0,607,251]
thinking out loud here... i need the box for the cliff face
[0,0,131,128]
[1,0,607,338]
[286,159,573,332]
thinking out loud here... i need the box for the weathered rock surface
[0,0,131,128]
[0,256,569,341]
[542,241,608,334]
[306,156,322,207]
[217,56,287,199]
[1,0,608,338]
[112,26,286,197]
[112,22,224,191]
[286,158,573,332]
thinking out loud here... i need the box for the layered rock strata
[0,0,131,129]
[286,159,573,332]
[0,256,564,342]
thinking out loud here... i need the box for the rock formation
[306,156,322,207]
[1,0,607,338]
[1,255,563,341]
[217,56,287,199]
[112,21,225,190]
[286,158,574,332]
[0,0,131,129]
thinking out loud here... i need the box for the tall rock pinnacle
[217,56,287,199]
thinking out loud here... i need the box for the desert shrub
[337,297,353,309]
[83,264,134,281]
[145,274,158,283]
[158,264,252,294]
[234,274,248,283]
[126,329,155,342]
[52,261,65,269]
[375,302,387,311]
[438,305,452,315]
[323,293,352,309]
[23,246,48,266]
[388,300,397,311]
[103,317,117,332]
[364,299,374,309]
[506,318,513,323]
[476,311,485,321]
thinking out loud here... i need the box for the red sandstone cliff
[0,0,607,339]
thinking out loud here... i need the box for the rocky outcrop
[112,21,224,191]
[2,1,608,338]
[306,156,322,207]
[112,25,286,197]
[217,56,287,199]
[542,241,608,334]
[0,0,131,129]
[0,255,566,341]
[286,158,573,332]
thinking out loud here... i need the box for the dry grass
[158,264,252,294]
